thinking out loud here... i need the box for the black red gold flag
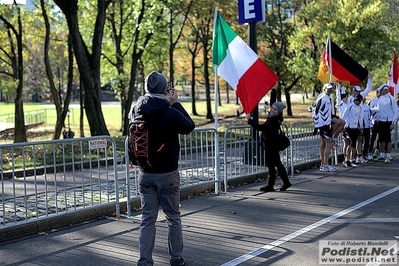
[318,37,368,86]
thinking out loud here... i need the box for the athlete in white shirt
[342,94,364,167]
[336,86,351,166]
[312,83,336,172]
[360,97,372,161]
[348,73,372,164]
[368,89,381,158]
[372,84,399,163]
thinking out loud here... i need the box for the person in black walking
[248,102,292,192]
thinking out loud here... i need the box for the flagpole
[213,7,219,131]
[213,6,220,195]
[394,48,398,97]
[328,35,333,83]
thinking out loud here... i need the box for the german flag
[318,37,368,86]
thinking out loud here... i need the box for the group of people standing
[313,73,399,171]
[131,70,398,265]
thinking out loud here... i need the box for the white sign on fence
[88,139,107,149]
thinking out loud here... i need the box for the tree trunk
[54,0,109,136]
[190,53,198,116]
[283,76,301,116]
[13,9,26,143]
[79,77,85,137]
[285,88,292,116]
[226,82,230,104]
[203,46,213,120]
[41,0,74,139]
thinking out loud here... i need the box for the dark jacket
[131,95,195,173]
[248,113,283,150]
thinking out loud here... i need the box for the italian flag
[212,11,279,114]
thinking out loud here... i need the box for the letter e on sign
[238,0,265,24]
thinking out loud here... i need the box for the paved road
[1,150,398,266]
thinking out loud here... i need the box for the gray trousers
[137,170,183,266]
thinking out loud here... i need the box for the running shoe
[384,156,392,164]
[351,160,359,167]
[342,160,352,167]
[360,157,368,163]
[376,156,385,162]
[325,165,337,172]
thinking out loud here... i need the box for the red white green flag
[212,11,279,114]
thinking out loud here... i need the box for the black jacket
[131,95,195,173]
[248,113,283,150]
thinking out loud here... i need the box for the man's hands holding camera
[167,88,178,104]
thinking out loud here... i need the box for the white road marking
[221,186,399,266]
[330,218,399,223]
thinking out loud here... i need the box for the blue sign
[238,0,265,24]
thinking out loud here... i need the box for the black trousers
[362,128,371,155]
[265,147,290,187]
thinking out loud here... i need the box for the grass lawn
[0,93,315,143]
[0,100,244,140]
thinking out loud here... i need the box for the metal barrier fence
[0,110,47,125]
[123,128,220,217]
[0,136,120,228]
[288,121,330,176]
[2,121,398,229]
[222,125,289,193]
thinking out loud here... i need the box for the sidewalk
[1,150,398,266]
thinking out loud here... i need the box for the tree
[0,2,27,142]
[166,0,193,84]
[102,0,165,136]
[39,0,74,139]
[123,0,164,135]
[53,0,110,136]
[288,0,394,96]
[255,0,302,116]
[183,29,201,115]
[102,0,134,133]
[187,3,216,120]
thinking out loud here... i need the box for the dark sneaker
[351,160,359,167]
[279,183,292,191]
[377,156,385,162]
[342,160,352,167]
[171,257,185,266]
[259,186,275,192]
